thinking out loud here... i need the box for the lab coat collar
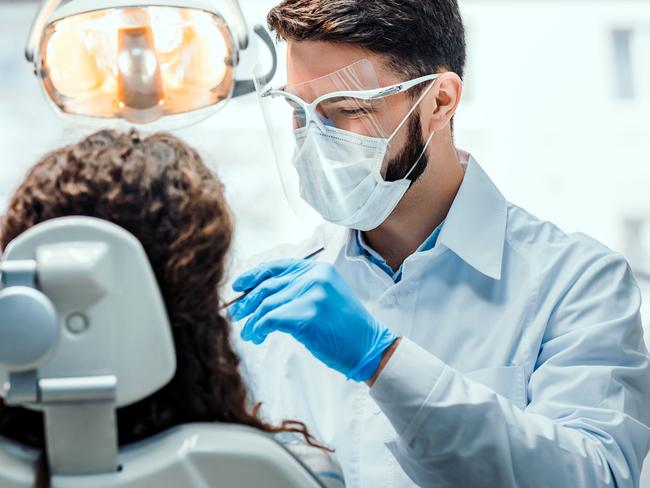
[437,156,507,280]
[340,156,507,280]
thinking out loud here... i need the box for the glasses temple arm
[311,73,440,106]
[373,74,440,99]
[402,74,439,90]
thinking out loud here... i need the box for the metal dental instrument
[222,247,326,310]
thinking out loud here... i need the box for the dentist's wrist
[366,337,401,387]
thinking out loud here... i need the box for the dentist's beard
[383,116,429,184]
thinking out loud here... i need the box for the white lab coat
[232,158,650,487]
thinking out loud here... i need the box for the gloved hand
[229,259,397,382]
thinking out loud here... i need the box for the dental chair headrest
[0,217,175,474]
[0,217,329,488]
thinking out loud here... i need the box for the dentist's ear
[427,71,463,133]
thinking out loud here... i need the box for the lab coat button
[384,294,397,305]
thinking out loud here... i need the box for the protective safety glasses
[25,0,277,129]
[263,72,440,138]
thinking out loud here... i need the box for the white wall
[457,0,650,261]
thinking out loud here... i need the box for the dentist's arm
[229,259,398,382]
[369,253,650,487]
[230,257,650,487]
[367,337,401,387]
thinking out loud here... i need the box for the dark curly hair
[0,129,319,487]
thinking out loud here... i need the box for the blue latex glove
[229,259,397,382]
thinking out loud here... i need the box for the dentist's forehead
[286,40,400,88]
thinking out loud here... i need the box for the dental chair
[0,217,325,488]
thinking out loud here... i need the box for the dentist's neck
[362,136,465,272]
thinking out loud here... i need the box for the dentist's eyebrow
[321,98,379,109]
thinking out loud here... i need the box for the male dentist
[230,1,650,486]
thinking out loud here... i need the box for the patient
[0,130,343,488]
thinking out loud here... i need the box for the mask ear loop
[403,130,435,181]
[385,80,438,181]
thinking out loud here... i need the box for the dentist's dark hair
[267,0,467,83]
[0,129,321,488]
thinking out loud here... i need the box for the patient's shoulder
[276,433,346,487]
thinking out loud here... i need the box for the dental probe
[222,247,325,310]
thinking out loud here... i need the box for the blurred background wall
[1,0,649,480]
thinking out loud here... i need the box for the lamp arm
[232,25,277,99]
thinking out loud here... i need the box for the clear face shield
[254,58,438,228]
[25,0,276,129]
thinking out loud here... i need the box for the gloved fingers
[240,284,299,342]
[232,259,304,292]
[229,274,292,321]
[244,297,314,345]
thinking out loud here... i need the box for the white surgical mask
[291,89,434,231]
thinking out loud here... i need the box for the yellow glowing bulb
[46,18,105,96]
[149,8,184,53]
[182,13,228,86]
[41,6,235,123]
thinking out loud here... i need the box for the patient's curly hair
[0,130,319,486]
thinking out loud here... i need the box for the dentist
[230,1,650,486]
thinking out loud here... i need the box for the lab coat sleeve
[370,253,650,487]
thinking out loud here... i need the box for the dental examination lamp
[0,217,325,488]
[25,0,277,128]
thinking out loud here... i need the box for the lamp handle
[232,25,277,99]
